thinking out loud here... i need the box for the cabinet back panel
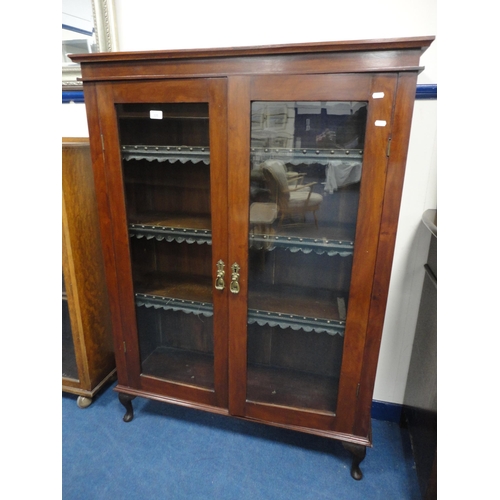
[249,249,353,294]
[130,238,212,280]
[117,103,209,146]
[248,324,343,377]
[123,160,211,217]
[136,307,214,356]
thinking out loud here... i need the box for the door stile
[207,78,230,408]
[95,83,141,387]
[84,82,134,388]
[352,72,419,438]
[334,74,399,434]
[227,76,252,416]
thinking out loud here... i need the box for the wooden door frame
[227,73,399,439]
[85,78,230,409]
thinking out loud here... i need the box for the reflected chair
[260,160,323,227]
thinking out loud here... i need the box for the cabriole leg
[342,442,367,480]
[118,393,135,422]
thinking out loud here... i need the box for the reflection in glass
[62,0,96,64]
[117,103,215,389]
[247,101,368,413]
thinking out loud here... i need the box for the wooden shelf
[135,273,213,319]
[249,232,354,256]
[139,322,342,412]
[129,214,211,229]
[249,283,346,336]
[141,346,214,389]
[129,215,212,245]
[247,363,338,414]
[128,217,354,257]
[135,275,345,335]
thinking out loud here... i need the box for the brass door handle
[215,260,225,291]
[230,263,240,294]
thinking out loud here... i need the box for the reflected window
[62,0,96,64]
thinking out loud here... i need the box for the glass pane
[62,274,78,380]
[117,103,214,389]
[247,101,368,413]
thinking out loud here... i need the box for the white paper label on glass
[375,120,387,127]
[150,110,163,120]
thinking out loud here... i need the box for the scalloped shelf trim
[120,145,363,166]
[248,309,345,337]
[122,145,210,164]
[135,294,345,335]
[249,234,354,256]
[129,225,353,255]
[250,147,363,166]
[135,293,214,317]
[129,225,212,245]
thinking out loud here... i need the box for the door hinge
[123,341,127,353]
[386,137,391,157]
[356,383,361,398]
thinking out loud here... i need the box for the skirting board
[371,400,402,423]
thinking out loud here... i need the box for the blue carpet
[62,382,420,499]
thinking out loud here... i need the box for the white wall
[114,0,437,84]
[374,100,437,403]
[62,102,89,137]
[62,0,437,405]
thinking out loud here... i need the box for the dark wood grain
[71,36,434,63]
[73,38,432,460]
[334,74,399,433]
[227,76,252,416]
[353,71,421,439]
[83,84,132,387]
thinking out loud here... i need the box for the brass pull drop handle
[215,260,225,291]
[230,263,241,294]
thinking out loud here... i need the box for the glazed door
[95,79,229,409]
[228,74,398,432]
